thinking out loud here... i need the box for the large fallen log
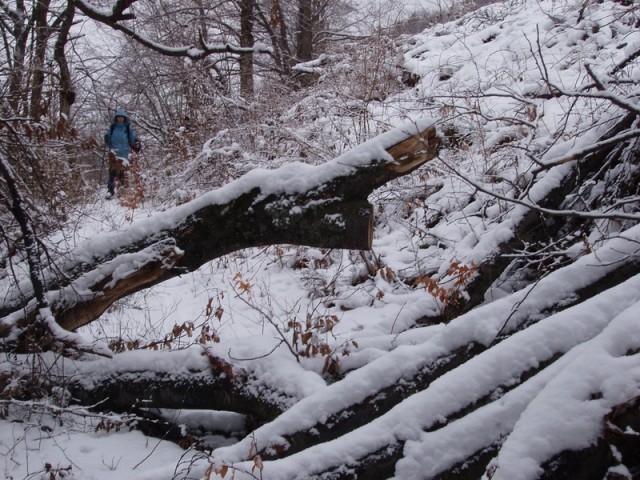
[206,228,640,473]
[217,113,640,463]
[0,121,439,350]
[416,111,640,326]
[63,349,291,426]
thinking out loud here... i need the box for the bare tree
[239,0,256,99]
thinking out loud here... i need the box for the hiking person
[104,108,139,199]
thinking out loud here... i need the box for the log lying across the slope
[217,265,640,480]
[0,121,439,347]
[204,108,640,474]
[62,350,291,426]
[416,111,640,326]
[221,247,640,468]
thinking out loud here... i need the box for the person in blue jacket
[104,108,139,198]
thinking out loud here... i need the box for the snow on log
[209,271,640,479]
[207,228,640,474]
[415,112,640,326]
[0,121,438,347]
[61,349,291,424]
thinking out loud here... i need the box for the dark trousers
[107,170,125,194]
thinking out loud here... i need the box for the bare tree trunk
[239,0,255,100]
[54,2,76,123]
[296,0,313,63]
[7,1,32,114]
[255,0,291,77]
[29,0,52,121]
[0,153,50,351]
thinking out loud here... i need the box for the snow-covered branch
[73,0,272,60]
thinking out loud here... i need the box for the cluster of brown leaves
[282,246,333,270]
[288,313,358,375]
[95,417,130,433]
[108,319,221,354]
[233,271,252,294]
[118,158,146,218]
[204,352,238,380]
[206,433,265,479]
[205,296,224,321]
[413,261,477,308]
[289,313,338,358]
[207,456,264,480]
[43,463,73,479]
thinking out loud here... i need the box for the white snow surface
[2,0,640,479]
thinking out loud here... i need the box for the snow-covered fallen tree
[1,0,640,479]
[0,121,438,351]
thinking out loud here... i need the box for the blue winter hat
[113,108,129,121]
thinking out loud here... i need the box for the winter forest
[1,0,640,478]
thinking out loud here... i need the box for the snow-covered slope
[2,0,640,479]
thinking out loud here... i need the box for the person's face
[116,116,125,122]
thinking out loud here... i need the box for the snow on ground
[2,0,640,479]
[2,405,193,480]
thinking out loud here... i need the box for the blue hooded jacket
[104,108,138,159]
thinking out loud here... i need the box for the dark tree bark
[0,152,53,352]
[54,2,76,122]
[255,0,292,77]
[0,156,48,310]
[296,0,313,63]
[239,0,255,99]
[63,350,290,425]
[261,343,485,461]
[29,0,53,121]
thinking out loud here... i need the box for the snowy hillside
[2,0,640,479]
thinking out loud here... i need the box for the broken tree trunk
[225,269,640,479]
[244,114,640,480]
[254,248,640,466]
[0,121,439,350]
